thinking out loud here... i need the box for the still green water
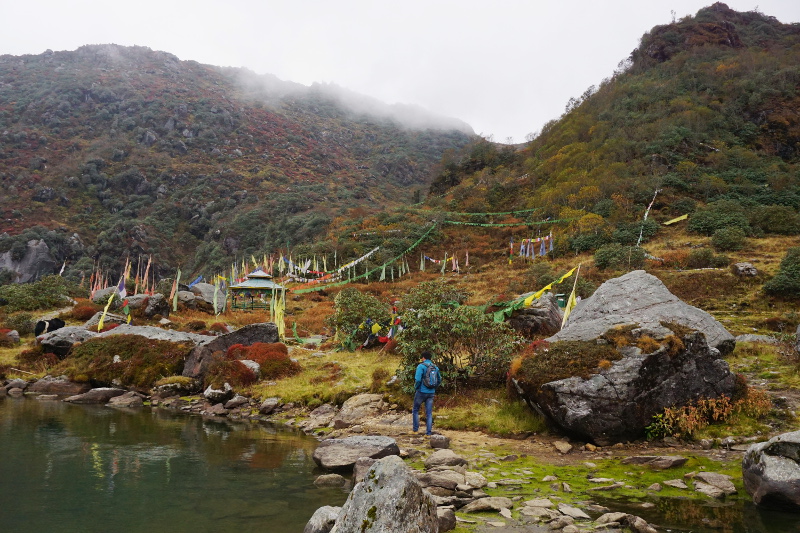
[0,396,347,533]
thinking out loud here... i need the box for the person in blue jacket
[412,351,437,435]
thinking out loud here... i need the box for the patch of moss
[55,334,191,388]
[513,339,622,393]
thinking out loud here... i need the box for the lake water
[0,396,347,533]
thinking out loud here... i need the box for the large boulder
[177,290,197,309]
[0,239,56,283]
[331,394,384,427]
[84,311,127,330]
[743,430,800,510]
[304,506,341,533]
[312,436,400,472]
[326,456,438,533]
[507,292,563,337]
[64,387,126,404]
[29,375,91,395]
[92,286,118,305]
[513,331,736,445]
[97,324,213,345]
[182,323,279,380]
[144,293,170,318]
[190,282,226,314]
[38,326,98,358]
[550,270,735,355]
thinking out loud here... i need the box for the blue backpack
[422,362,441,389]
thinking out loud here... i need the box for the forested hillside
[0,44,473,281]
[427,3,800,256]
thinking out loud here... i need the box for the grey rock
[300,403,338,430]
[508,292,563,337]
[694,481,725,499]
[224,394,250,409]
[29,376,91,395]
[524,498,554,508]
[520,331,736,445]
[353,457,377,484]
[8,388,24,396]
[622,456,688,470]
[64,388,125,404]
[437,507,456,532]
[331,393,384,427]
[84,311,127,329]
[4,378,27,391]
[550,270,735,354]
[558,503,590,520]
[314,474,346,487]
[733,262,758,277]
[239,359,260,377]
[0,239,56,284]
[416,470,466,491]
[38,326,98,358]
[429,434,450,449]
[743,430,800,510]
[424,449,468,469]
[92,287,117,304]
[304,506,340,533]
[177,291,196,309]
[460,497,514,513]
[329,456,437,532]
[596,512,628,524]
[554,440,573,454]
[204,383,233,404]
[190,282,226,314]
[648,483,662,491]
[312,436,400,472]
[206,403,228,416]
[663,479,688,489]
[3,329,19,344]
[624,515,658,533]
[736,334,780,345]
[464,471,488,488]
[548,516,575,529]
[259,397,280,415]
[144,293,170,318]
[182,323,279,380]
[520,507,560,520]
[153,379,200,397]
[97,324,212,345]
[107,391,144,408]
[695,472,736,495]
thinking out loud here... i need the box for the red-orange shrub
[72,304,101,321]
[204,359,258,389]
[224,342,299,380]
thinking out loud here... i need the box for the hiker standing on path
[412,351,440,435]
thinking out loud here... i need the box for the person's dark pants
[412,391,435,435]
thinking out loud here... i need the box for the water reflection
[0,396,346,533]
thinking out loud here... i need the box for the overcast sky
[3,1,799,143]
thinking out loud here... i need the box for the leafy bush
[749,205,800,235]
[2,313,34,335]
[398,279,471,312]
[612,219,659,245]
[568,233,611,253]
[688,200,750,236]
[764,247,800,298]
[686,249,731,269]
[328,287,390,343]
[397,305,520,392]
[56,335,191,388]
[711,227,746,251]
[593,243,647,270]
[0,275,84,312]
[72,302,101,321]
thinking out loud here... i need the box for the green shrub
[593,243,647,270]
[2,313,34,335]
[612,219,659,245]
[397,305,520,392]
[0,275,85,312]
[749,205,800,235]
[686,248,731,269]
[397,279,471,312]
[568,233,611,253]
[328,287,390,343]
[688,200,750,236]
[764,247,800,299]
[711,227,746,251]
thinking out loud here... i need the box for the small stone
[524,498,554,508]
[585,443,597,452]
[641,502,656,509]
[699,439,713,450]
[314,473,346,487]
[499,508,512,519]
[554,441,573,454]
[542,475,558,482]
[558,503,590,520]
[430,434,450,449]
[664,479,688,489]
[648,483,662,491]
[487,522,506,527]
[562,482,572,493]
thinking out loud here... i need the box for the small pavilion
[229,268,285,311]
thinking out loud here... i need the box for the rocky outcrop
[324,456,438,533]
[331,394,384,428]
[312,436,400,472]
[299,403,338,431]
[144,293,170,318]
[743,430,800,510]
[507,292,563,337]
[64,387,126,404]
[84,311,127,329]
[550,270,735,355]
[304,506,341,533]
[97,324,213,344]
[204,383,234,404]
[107,391,145,408]
[514,332,736,445]
[182,323,279,379]
[0,239,56,283]
[92,287,118,304]
[38,326,98,357]
[29,375,91,395]
[190,282,226,314]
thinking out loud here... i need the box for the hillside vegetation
[0,45,473,280]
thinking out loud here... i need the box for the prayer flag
[663,214,688,225]
[172,269,181,312]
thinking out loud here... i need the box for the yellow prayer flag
[97,292,116,332]
[663,214,689,225]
